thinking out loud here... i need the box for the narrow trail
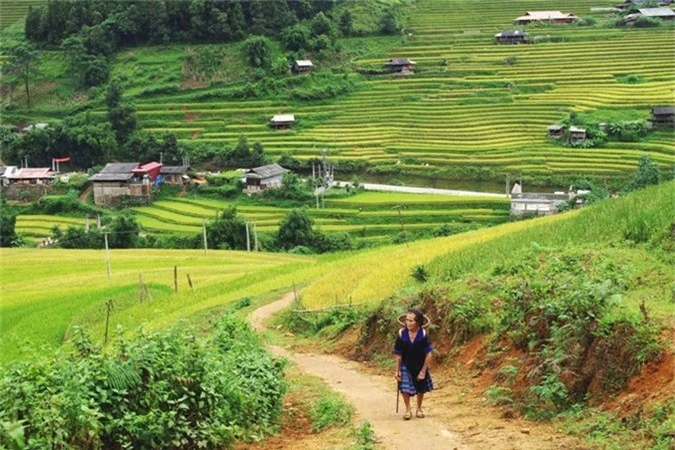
[249,294,584,450]
[250,293,469,450]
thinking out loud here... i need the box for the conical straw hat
[397,313,431,328]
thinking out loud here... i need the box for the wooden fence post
[187,274,194,291]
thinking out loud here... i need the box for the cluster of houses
[509,183,590,216]
[547,106,674,142]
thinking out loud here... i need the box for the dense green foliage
[0,199,18,247]
[0,316,286,449]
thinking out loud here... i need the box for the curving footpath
[250,293,470,450]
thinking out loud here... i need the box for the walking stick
[396,381,400,414]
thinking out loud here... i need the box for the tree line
[25,0,343,48]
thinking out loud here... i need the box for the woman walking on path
[393,308,434,420]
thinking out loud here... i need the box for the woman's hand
[417,370,426,381]
[395,371,401,382]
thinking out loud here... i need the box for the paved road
[334,181,507,198]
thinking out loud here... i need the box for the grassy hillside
[5,182,671,366]
[299,181,674,309]
[2,0,673,185]
[0,248,318,363]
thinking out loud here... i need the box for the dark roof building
[160,165,190,185]
[651,106,675,128]
[89,163,139,182]
[616,0,673,9]
[385,58,417,74]
[495,30,528,44]
[244,164,289,193]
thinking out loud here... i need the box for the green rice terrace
[131,0,675,181]
[14,191,510,245]
[2,0,673,185]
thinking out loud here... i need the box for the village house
[270,114,295,129]
[510,183,569,216]
[0,166,19,187]
[569,126,587,142]
[637,7,675,19]
[514,11,579,25]
[89,162,163,207]
[547,124,565,139]
[159,165,190,185]
[6,167,55,185]
[385,58,417,75]
[244,164,288,194]
[651,106,675,128]
[494,30,529,44]
[292,60,313,74]
[616,0,673,9]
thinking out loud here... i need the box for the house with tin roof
[244,164,289,194]
[514,11,579,25]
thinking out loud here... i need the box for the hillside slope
[2,0,673,184]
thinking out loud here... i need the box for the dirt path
[249,294,584,450]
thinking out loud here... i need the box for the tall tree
[277,208,314,250]
[4,44,40,109]
[241,35,273,69]
[106,82,137,143]
[0,199,18,247]
[206,206,247,250]
[108,215,140,248]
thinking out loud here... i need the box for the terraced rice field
[131,0,674,179]
[15,215,85,244]
[0,0,45,29]
[129,192,510,239]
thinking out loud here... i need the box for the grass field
[0,248,319,363]
[4,182,672,365]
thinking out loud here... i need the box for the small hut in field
[270,114,295,129]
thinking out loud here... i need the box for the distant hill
[1,0,674,186]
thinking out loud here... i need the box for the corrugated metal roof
[271,114,295,123]
[569,126,586,133]
[89,173,135,182]
[652,106,675,115]
[495,30,528,37]
[99,163,140,174]
[246,164,288,179]
[7,168,54,179]
[639,7,675,16]
[516,11,578,21]
[295,60,313,67]
[89,162,139,182]
[160,166,190,174]
[386,58,416,66]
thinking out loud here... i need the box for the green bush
[576,16,597,26]
[635,16,661,28]
[30,195,100,215]
[0,316,285,449]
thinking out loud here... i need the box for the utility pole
[104,299,113,344]
[202,219,208,254]
[104,232,111,278]
[253,221,258,252]
[394,206,408,248]
[245,221,251,252]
